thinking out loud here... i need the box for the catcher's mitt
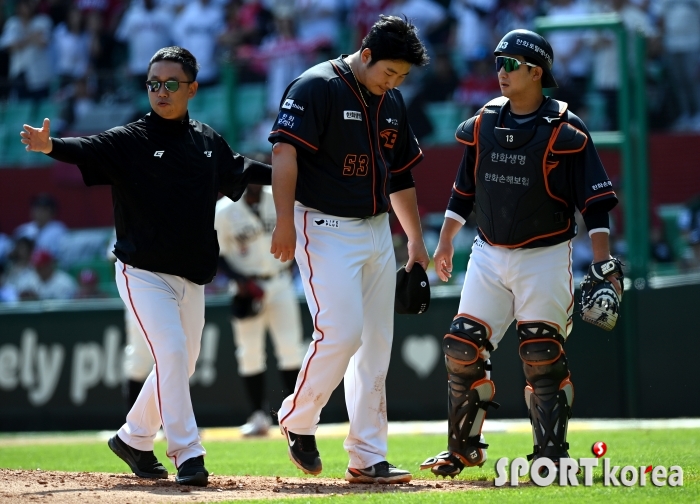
[579,258,624,331]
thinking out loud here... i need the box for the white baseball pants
[458,236,575,358]
[114,260,205,467]
[278,206,396,469]
[233,271,304,376]
[123,309,154,381]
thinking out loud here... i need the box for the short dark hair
[361,15,429,67]
[148,46,199,81]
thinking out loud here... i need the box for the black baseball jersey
[268,55,423,218]
[447,96,617,248]
[47,111,271,284]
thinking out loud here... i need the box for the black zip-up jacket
[48,111,271,284]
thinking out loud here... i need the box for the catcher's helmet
[494,29,558,88]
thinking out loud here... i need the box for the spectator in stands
[74,0,124,33]
[388,0,449,55]
[545,0,594,113]
[653,0,700,131]
[407,50,460,141]
[115,0,172,92]
[171,0,226,87]
[53,7,91,131]
[293,0,341,58]
[450,0,498,71]
[53,7,90,88]
[0,0,53,101]
[0,262,19,302]
[453,55,501,113]
[590,0,658,131]
[679,194,700,267]
[86,9,117,97]
[17,249,77,300]
[254,11,312,116]
[494,0,540,35]
[74,267,108,298]
[13,193,67,261]
[3,237,37,300]
[348,0,392,49]
[0,225,12,268]
[218,0,274,84]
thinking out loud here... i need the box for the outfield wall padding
[0,284,697,431]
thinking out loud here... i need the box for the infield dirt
[0,469,489,503]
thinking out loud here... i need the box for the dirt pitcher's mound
[0,469,489,503]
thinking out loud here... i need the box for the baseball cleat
[240,410,272,437]
[175,456,209,486]
[284,428,322,475]
[107,435,168,479]
[345,461,412,484]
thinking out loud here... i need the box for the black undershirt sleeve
[582,210,610,232]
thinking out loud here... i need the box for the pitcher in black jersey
[268,16,430,484]
[420,30,623,478]
[21,47,271,487]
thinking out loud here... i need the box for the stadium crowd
[1,0,700,302]
[1,0,698,134]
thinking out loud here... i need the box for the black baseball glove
[231,278,265,319]
[579,258,624,331]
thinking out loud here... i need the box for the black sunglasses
[495,56,538,73]
[146,80,193,92]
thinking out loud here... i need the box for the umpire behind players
[20,46,271,487]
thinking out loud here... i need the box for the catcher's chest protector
[458,97,587,247]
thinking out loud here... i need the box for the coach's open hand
[20,118,53,154]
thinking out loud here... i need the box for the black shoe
[284,428,322,475]
[108,435,168,479]
[175,456,209,487]
[346,461,412,484]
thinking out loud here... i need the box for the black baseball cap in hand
[395,263,431,314]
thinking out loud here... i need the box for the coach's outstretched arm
[270,142,297,263]
[21,118,53,153]
[390,188,429,273]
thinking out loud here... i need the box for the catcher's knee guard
[421,316,499,477]
[519,322,573,463]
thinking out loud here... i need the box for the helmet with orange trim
[494,29,558,89]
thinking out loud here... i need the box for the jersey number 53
[343,154,369,176]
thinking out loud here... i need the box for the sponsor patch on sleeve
[281,98,307,116]
[277,111,301,131]
[591,180,613,191]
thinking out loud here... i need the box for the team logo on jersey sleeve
[380,129,398,148]
[344,110,362,121]
[277,111,301,130]
[282,98,306,115]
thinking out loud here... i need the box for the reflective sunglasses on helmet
[146,80,193,92]
[495,56,538,73]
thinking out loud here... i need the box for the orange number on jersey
[343,154,357,175]
[343,154,370,176]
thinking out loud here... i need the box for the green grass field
[1,428,698,503]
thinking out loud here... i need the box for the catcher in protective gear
[580,258,624,331]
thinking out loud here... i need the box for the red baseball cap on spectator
[79,268,99,285]
[31,249,54,268]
